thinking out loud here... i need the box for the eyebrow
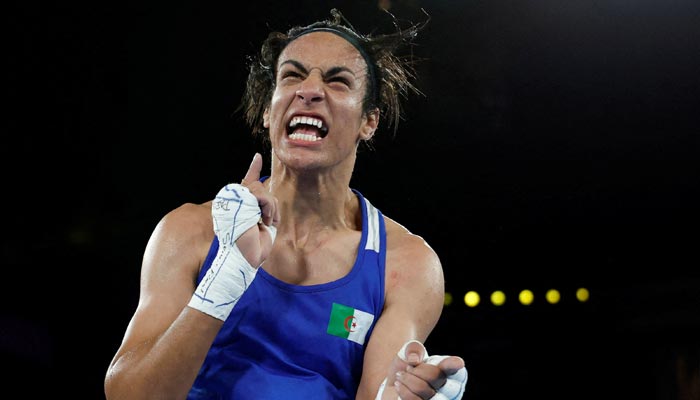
[279,60,357,78]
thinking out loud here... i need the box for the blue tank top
[188,189,386,400]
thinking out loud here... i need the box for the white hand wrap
[376,340,468,400]
[188,183,275,321]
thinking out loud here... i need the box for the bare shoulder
[377,214,445,344]
[383,215,443,288]
[158,200,213,237]
[152,200,213,241]
[144,200,215,275]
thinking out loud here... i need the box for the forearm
[105,307,222,400]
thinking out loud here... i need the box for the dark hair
[239,8,429,142]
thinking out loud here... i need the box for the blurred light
[444,292,453,306]
[576,287,590,302]
[490,290,506,306]
[464,291,480,307]
[519,289,534,305]
[456,287,590,308]
[545,289,561,304]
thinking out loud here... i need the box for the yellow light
[545,289,561,304]
[576,288,590,302]
[464,291,480,307]
[519,289,534,305]
[444,292,453,306]
[491,290,506,306]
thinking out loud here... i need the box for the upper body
[105,9,465,400]
[187,185,433,399]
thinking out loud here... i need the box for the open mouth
[287,115,329,142]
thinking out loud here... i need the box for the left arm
[356,218,464,400]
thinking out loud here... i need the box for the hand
[189,153,280,320]
[235,153,279,268]
[383,340,467,400]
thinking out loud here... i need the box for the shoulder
[383,215,443,290]
[156,201,213,240]
[145,201,215,269]
[376,214,445,343]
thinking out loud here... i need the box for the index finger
[241,153,262,185]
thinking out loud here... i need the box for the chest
[263,230,362,285]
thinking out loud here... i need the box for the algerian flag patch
[326,302,374,345]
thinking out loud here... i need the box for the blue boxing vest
[188,189,386,400]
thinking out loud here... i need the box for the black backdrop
[4,0,699,398]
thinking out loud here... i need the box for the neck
[264,153,359,237]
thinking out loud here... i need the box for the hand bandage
[188,183,275,321]
[376,340,468,400]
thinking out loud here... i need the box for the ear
[263,107,270,128]
[359,109,379,141]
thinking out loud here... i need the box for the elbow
[104,364,125,400]
[104,362,138,400]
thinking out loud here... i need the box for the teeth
[289,133,321,141]
[289,116,323,129]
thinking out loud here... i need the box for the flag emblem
[327,302,374,345]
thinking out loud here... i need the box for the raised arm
[105,153,278,399]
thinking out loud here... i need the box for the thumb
[241,153,263,185]
[385,340,428,386]
[398,339,428,365]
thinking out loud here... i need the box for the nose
[295,72,324,105]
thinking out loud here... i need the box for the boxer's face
[263,31,378,171]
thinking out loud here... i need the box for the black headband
[291,27,378,105]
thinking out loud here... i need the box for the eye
[327,76,350,86]
[280,70,303,81]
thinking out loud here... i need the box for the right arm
[104,203,224,400]
[105,153,278,400]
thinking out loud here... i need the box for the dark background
[4,0,699,398]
